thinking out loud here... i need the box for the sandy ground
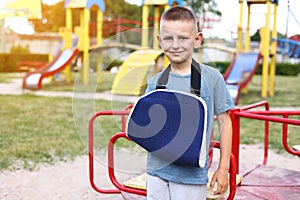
[0,149,147,200]
[0,144,299,200]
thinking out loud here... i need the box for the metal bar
[106,138,238,199]
[88,110,130,194]
[239,101,270,165]
[229,108,241,174]
[121,104,133,132]
[248,110,300,115]
[234,109,300,160]
[281,113,300,156]
[240,100,269,111]
[235,111,300,126]
[108,132,147,196]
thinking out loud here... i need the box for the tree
[10,44,30,54]
[251,29,286,42]
[251,30,260,42]
[30,1,65,32]
[31,0,141,33]
[185,0,221,31]
[102,0,141,21]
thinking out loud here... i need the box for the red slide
[22,48,79,90]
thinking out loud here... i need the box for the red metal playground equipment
[88,101,300,200]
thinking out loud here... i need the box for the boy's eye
[163,37,173,42]
[178,36,189,41]
[161,36,190,43]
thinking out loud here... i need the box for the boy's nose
[171,38,180,49]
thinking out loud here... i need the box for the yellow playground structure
[20,0,104,89]
[7,0,280,98]
[112,0,279,97]
[64,0,105,84]
[65,0,183,96]
[111,49,164,95]
[236,0,278,98]
[2,0,182,91]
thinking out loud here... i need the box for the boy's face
[158,20,202,64]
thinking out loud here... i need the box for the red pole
[229,108,241,174]
[88,110,130,194]
[108,132,147,196]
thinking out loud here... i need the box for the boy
[145,6,235,200]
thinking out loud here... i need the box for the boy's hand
[210,169,229,195]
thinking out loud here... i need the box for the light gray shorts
[147,174,207,200]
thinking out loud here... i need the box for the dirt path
[0,149,147,200]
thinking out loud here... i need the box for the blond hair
[160,6,198,33]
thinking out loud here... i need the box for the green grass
[0,73,23,83]
[20,71,300,107]
[41,71,116,92]
[0,94,128,171]
[239,117,300,153]
[234,74,300,152]
[239,75,300,107]
[0,95,83,170]
[0,72,299,171]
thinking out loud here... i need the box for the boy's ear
[157,34,162,48]
[194,32,203,49]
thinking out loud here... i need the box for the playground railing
[88,101,300,199]
[88,105,238,200]
[275,38,300,58]
[88,109,130,195]
[17,61,49,72]
[229,100,300,173]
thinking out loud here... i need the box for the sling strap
[156,59,201,97]
[127,59,207,167]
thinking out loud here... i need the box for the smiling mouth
[170,51,184,54]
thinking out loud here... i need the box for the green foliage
[88,54,123,72]
[185,0,221,30]
[277,32,286,39]
[186,0,221,17]
[31,1,66,32]
[251,29,287,42]
[250,30,260,42]
[31,0,141,33]
[103,55,123,71]
[275,63,300,76]
[9,44,30,54]
[104,0,141,21]
[0,54,48,72]
[256,62,300,76]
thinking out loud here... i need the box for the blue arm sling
[127,59,208,167]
